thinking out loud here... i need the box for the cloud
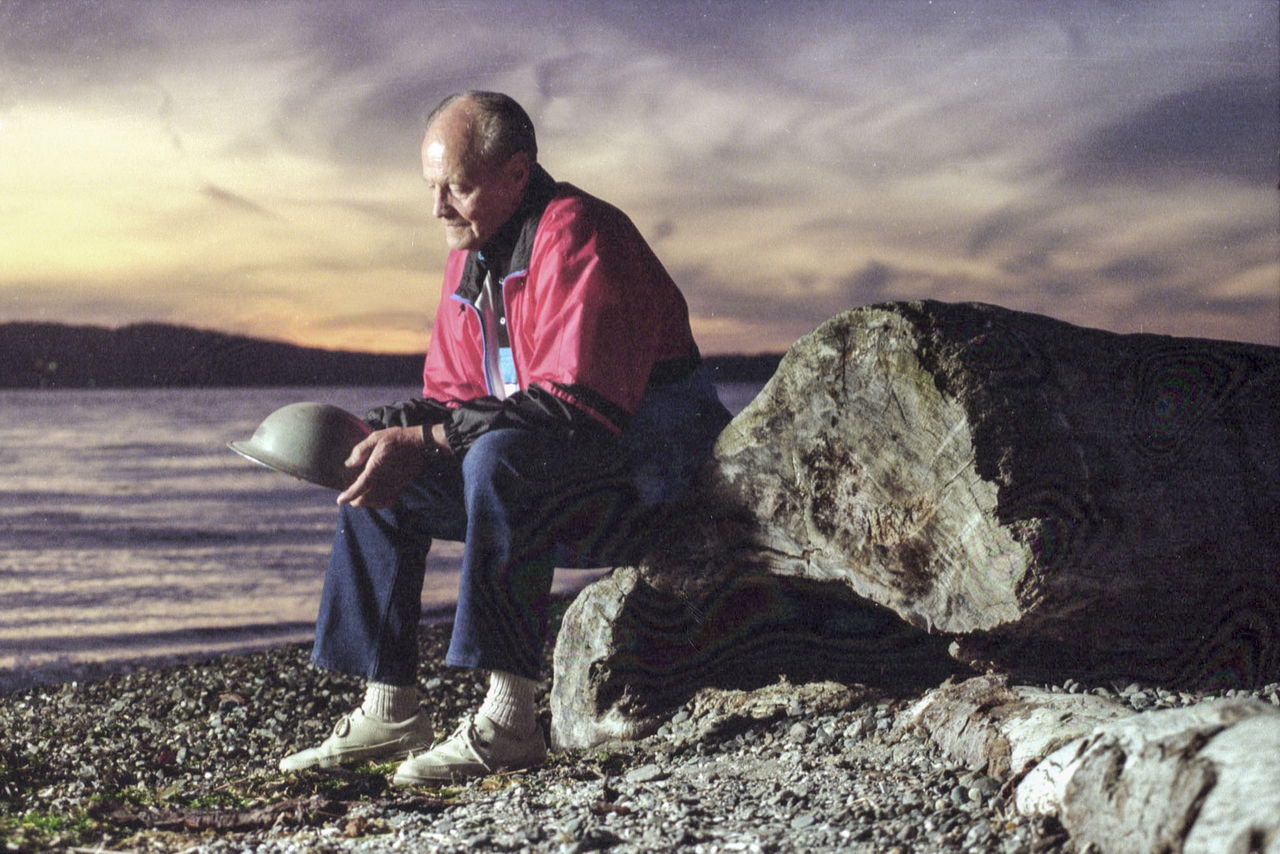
[201,183,278,218]
[841,261,894,305]
[155,83,187,156]
[327,197,421,228]
[2,0,1276,353]
[0,0,151,81]
[676,258,908,336]
[1062,76,1280,186]
[673,264,824,330]
[314,310,432,336]
[1096,256,1174,282]
[648,218,676,243]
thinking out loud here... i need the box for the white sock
[361,681,420,723]
[478,670,538,733]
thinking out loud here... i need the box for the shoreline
[2,572,609,697]
[0,615,1065,854]
[4,614,1275,852]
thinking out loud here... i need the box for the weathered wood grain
[904,675,1279,853]
[1022,699,1280,854]
[707,300,1280,687]
[551,301,1280,748]
[551,566,955,748]
[902,674,1129,779]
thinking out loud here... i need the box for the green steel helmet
[228,402,372,490]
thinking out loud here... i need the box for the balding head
[421,92,534,251]
[425,91,537,170]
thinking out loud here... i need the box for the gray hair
[425,91,538,165]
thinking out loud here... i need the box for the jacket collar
[456,164,557,303]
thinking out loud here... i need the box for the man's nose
[431,187,451,219]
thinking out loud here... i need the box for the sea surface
[0,383,762,690]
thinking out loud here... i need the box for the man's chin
[444,227,481,251]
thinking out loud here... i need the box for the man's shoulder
[540,183,633,233]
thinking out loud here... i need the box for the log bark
[1020,698,1280,854]
[901,674,1129,779]
[550,301,1280,749]
[706,300,1280,685]
[904,675,1280,854]
[551,566,955,748]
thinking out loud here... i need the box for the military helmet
[229,402,372,490]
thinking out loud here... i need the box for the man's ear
[505,150,532,193]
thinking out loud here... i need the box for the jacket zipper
[448,292,495,396]
[500,270,527,391]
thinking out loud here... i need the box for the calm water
[0,383,761,689]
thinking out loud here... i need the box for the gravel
[2,619,1277,853]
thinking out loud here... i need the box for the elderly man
[279,91,729,784]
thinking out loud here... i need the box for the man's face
[421,112,528,252]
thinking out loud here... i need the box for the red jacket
[422,179,699,437]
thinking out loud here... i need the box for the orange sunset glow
[2,0,1277,356]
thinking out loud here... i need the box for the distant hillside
[0,322,781,389]
[0,323,423,389]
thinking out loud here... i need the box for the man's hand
[337,426,428,509]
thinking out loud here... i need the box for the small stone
[967,820,995,844]
[791,813,817,830]
[624,763,668,784]
[973,776,1000,797]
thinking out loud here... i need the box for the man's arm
[439,384,617,450]
[364,397,453,430]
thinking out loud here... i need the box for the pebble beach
[3,613,1277,853]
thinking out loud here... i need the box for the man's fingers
[345,433,379,468]
[336,469,368,505]
[337,437,378,504]
[336,434,415,509]
[334,427,426,508]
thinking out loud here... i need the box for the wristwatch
[420,426,451,466]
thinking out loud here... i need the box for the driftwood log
[551,301,1280,750]
[905,675,1280,853]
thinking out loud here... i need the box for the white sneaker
[392,713,546,785]
[279,709,433,772]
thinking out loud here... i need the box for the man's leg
[313,509,428,681]
[395,428,653,784]
[281,465,468,771]
[445,427,647,677]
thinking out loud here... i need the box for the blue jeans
[311,428,660,683]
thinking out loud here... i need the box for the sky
[1,0,1277,355]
